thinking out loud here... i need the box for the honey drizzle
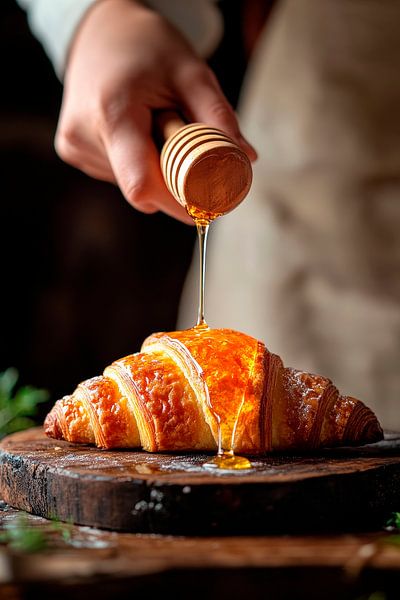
[196,221,209,328]
[186,203,252,471]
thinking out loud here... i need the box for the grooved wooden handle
[157,111,187,141]
[158,111,252,220]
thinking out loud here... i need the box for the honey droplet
[186,204,222,225]
[203,451,252,471]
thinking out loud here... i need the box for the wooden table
[1,500,400,600]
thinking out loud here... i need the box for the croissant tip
[364,421,385,445]
[44,407,63,441]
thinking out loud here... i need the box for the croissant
[44,327,383,454]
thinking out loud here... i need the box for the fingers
[176,65,258,162]
[101,107,194,223]
[56,60,255,225]
[55,127,117,183]
[56,104,193,223]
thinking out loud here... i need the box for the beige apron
[178,0,400,430]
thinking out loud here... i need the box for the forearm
[16,0,223,78]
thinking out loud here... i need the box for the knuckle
[208,100,236,123]
[210,100,233,121]
[56,124,81,149]
[124,177,152,207]
[54,122,85,161]
[97,89,134,132]
[98,95,120,127]
[175,60,213,88]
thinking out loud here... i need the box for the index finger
[101,107,194,224]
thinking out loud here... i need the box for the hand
[55,0,257,224]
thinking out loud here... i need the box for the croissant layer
[44,328,383,453]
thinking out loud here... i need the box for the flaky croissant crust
[44,328,383,453]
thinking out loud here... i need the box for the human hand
[55,0,257,224]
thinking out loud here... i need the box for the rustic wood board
[1,428,400,535]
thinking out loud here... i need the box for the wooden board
[1,428,400,535]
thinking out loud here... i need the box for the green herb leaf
[385,512,400,529]
[0,514,74,554]
[49,516,73,542]
[0,369,49,439]
[0,368,18,399]
[0,516,47,553]
[2,417,35,435]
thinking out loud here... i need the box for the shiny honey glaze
[186,203,253,471]
[203,451,252,470]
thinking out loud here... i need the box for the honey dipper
[158,111,253,222]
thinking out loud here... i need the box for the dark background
[0,1,271,412]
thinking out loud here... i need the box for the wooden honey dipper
[158,111,253,223]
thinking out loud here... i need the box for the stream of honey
[186,204,252,471]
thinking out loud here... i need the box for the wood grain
[1,428,400,535]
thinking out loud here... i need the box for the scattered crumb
[135,464,154,474]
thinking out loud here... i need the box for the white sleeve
[16,0,223,79]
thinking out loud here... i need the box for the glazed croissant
[44,328,383,453]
